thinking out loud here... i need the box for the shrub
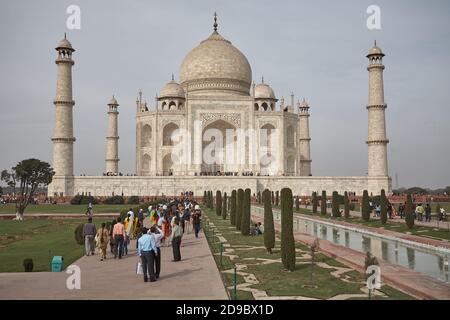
[230,190,237,226]
[281,188,295,272]
[344,191,350,218]
[127,196,140,205]
[405,194,415,229]
[263,189,275,254]
[216,191,222,216]
[320,191,327,215]
[380,189,388,224]
[312,192,318,213]
[241,189,251,235]
[332,191,341,217]
[70,195,98,205]
[222,192,227,220]
[23,258,34,272]
[236,189,244,231]
[362,190,370,221]
[105,195,125,205]
[74,223,84,245]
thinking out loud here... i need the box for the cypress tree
[312,192,318,213]
[203,190,207,205]
[222,192,227,219]
[321,191,327,215]
[295,196,300,211]
[332,191,341,217]
[257,191,261,204]
[362,190,370,221]
[405,194,415,229]
[230,190,237,226]
[281,188,295,272]
[275,191,280,206]
[241,189,251,235]
[380,189,388,224]
[236,189,244,230]
[263,189,275,254]
[344,191,350,219]
[272,191,275,204]
[216,191,222,216]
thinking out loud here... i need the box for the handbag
[136,261,143,275]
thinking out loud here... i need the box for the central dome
[180,31,252,96]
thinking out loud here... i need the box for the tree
[230,190,237,226]
[222,192,227,220]
[241,189,251,235]
[344,191,350,219]
[275,191,279,206]
[362,190,370,221]
[271,191,275,204]
[0,185,3,196]
[1,159,54,220]
[295,196,300,211]
[281,188,295,272]
[203,190,207,205]
[209,191,213,209]
[320,191,327,215]
[236,189,244,231]
[312,192,318,213]
[405,194,415,229]
[332,191,341,217]
[216,190,222,216]
[257,191,261,204]
[263,189,275,254]
[380,189,388,224]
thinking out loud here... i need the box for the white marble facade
[48,17,391,197]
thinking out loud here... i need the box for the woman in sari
[96,222,110,261]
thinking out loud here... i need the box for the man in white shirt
[150,225,164,279]
[127,208,135,221]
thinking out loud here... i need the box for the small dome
[299,98,309,108]
[255,83,276,99]
[108,95,119,106]
[159,79,185,98]
[56,34,74,51]
[367,41,384,57]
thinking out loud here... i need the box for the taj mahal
[48,14,391,197]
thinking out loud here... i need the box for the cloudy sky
[0,0,449,189]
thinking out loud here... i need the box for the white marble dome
[180,31,252,95]
[255,83,276,99]
[159,79,185,98]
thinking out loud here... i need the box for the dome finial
[261,75,264,84]
[213,12,218,32]
[171,73,174,81]
[374,40,377,46]
[64,32,67,40]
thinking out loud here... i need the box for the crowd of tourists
[369,201,447,222]
[81,195,203,283]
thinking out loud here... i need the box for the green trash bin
[51,256,64,272]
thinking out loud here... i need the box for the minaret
[52,34,75,178]
[298,98,312,176]
[366,41,389,176]
[105,96,120,174]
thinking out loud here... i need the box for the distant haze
[0,0,449,189]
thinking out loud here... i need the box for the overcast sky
[0,0,449,189]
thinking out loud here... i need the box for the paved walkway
[251,211,450,300]
[0,230,228,300]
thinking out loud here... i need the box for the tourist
[425,203,432,222]
[416,203,424,222]
[138,208,144,222]
[150,225,164,279]
[137,227,157,282]
[82,217,97,256]
[387,203,393,219]
[399,203,405,219]
[182,206,191,234]
[96,222,109,261]
[112,217,125,259]
[192,205,202,238]
[127,208,135,222]
[86,202,93,217]
[375,204,381,218]
[257,222,264,234]
[123,214,132,255]
[170,218,183,261]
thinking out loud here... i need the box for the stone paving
[0,229,228,300]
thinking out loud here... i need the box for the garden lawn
[0,218,107,272]
[0,204,130,215]
[202,207,413,300]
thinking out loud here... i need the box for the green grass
[0,218,108,272]
[0,204,131,215]
[202,207,413,300]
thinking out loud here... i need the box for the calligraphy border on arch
[201,113,241,128]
